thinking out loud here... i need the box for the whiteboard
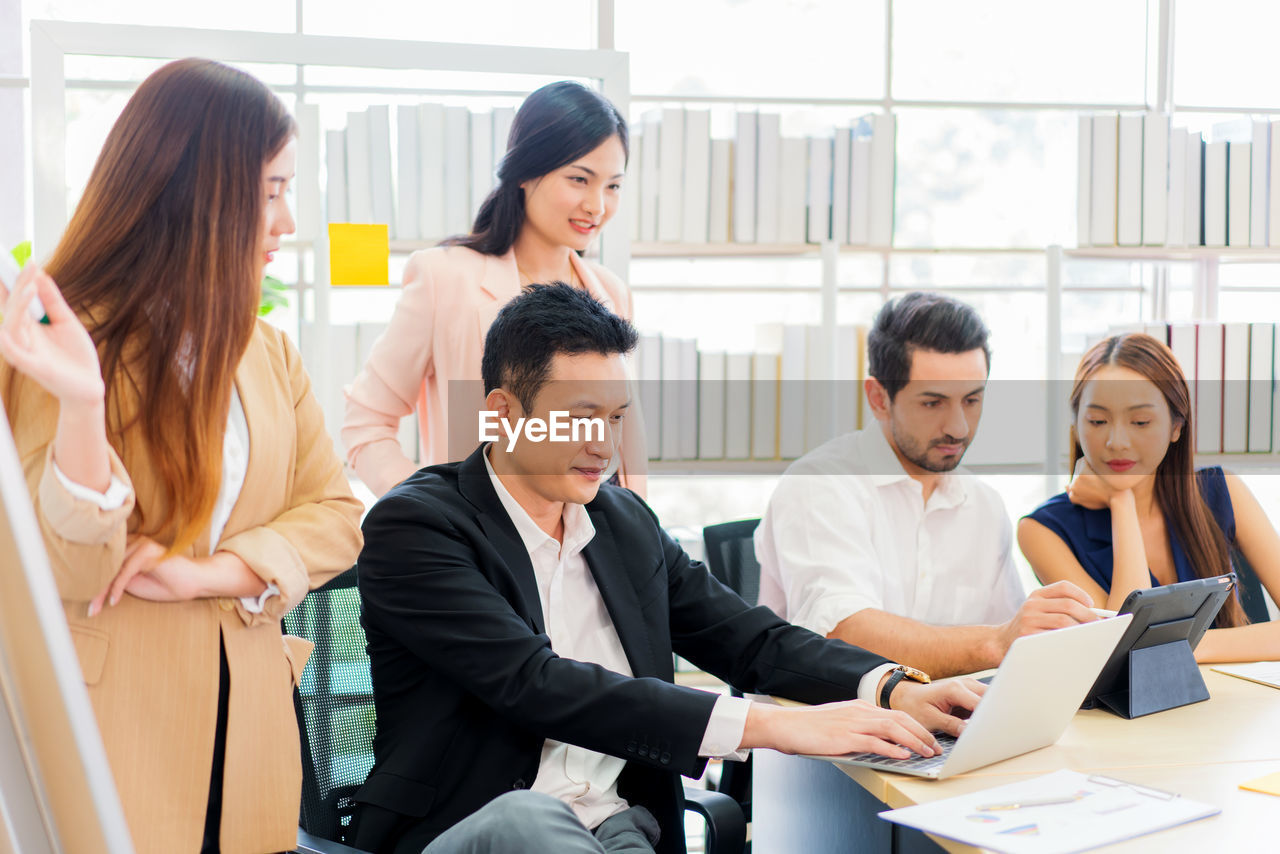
[0,398,133,854]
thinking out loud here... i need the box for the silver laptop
[812,614,1133,780]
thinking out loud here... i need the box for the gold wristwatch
[878,665,931,709]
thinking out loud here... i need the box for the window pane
[892,0,1147,104]
[895,109,1077,248]
[1174,1,1280,107]
[25,0,295,32]
[302,0,593,49]
[617,0,884,99]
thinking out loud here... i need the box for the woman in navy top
[1018,333,1280,662]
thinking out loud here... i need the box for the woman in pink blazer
[343,81,646,497]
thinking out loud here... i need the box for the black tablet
[1080,573,1235,711]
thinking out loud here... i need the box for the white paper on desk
[1211,661,1280,689]
[879,769,1219,854]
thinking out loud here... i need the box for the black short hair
[867,291,991,400]
[481,282,639,411]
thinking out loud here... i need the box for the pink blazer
[343,245,647,497]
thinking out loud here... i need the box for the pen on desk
[977,793,1085,811]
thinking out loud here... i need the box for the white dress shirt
[53,387,278,612]
[482,450,750,830]
[757,426,1025,642]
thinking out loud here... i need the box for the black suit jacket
[352,445,891,854]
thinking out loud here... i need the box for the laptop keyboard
[839,732,957,774]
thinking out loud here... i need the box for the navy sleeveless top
[1025,467,1236,592]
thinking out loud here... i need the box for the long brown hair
[44,59,295,553]
[1069,333,1247,628]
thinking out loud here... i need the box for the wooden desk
[753,668,1280,852]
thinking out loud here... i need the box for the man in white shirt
[354,284,984,854]
[757,291,1096,679]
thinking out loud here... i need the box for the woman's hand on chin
[1068,458,1139,510]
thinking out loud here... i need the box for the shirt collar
[860,425,969,508]
[483,447,596,558]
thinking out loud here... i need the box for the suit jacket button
[649,748,660,760]
[512,779,526,789]
[660,752,670,764]
[626,742,637,754]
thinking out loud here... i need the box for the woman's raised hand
[0,264,104,406]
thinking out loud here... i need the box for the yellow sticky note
[1240,771,1280,796]
[328,223,389,286]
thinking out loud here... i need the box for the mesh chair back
[283,567,373,845]
[1231,549,1273,625]
[702,519,762,607]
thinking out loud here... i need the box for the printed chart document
[880,769,1219,854]
[1211,661,1280,689]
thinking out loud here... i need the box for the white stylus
[0,253,50,323]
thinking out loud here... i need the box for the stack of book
[1072,322,1278,454]
[325,104,515,241]
[634,324,869,462]
[1079,112,1280,248]
[629,109,897,246]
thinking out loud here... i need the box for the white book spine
[1186,133,1204,246]
[848,135,872,245]
[778,137,808,244]
[325,129,348,223]
[469,109,494,222]
[396,105,421,241]
[660,336,682,460]
[778,324,807,459]
[679,339,698,460]
[834,325,861,436]
[1204,141,1228,247]
[1271,121,1280,246]
[640,113,661,243]
[1248,323,1274,453]
[1141,112,1168,246]
[751,353,779,460]
[1166,128,1186,247]
[418,103,446,241]
[806,136,833,244]
[345,110,374,223]
[492,107,515,170]
[1169,323,1198,414]
[1222,322,1250,453]
[1251,121,1270,247]
[1090,113,1119,246]
[804,324,834,451]
[657,108,686,242]
[733,112,757,243]
[1116,113,1143,246]
[368,105,395,231]
[831,129,852,246]
[868,112,896,247]
[442,106,471,236]
[708,139,732,243]
[629,130,644,242]
[681,109,711,244]
[295,105,320,240]
[1077,114,1092,247]
[755,113,781,243]
[1228,141,1252,247]
[637,334,662,460]
[724,353,752,460]
[697,351,726,459]
[1196,323,1224,454]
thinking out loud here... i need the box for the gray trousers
[422,790,660,854]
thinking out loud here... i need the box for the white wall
[0,0,24,250]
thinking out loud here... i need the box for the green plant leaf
[259,275,289,316]
[10,241,31,267]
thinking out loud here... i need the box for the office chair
[700,519,762,846]
[286,567,746,854]
[1231,548,1274,625]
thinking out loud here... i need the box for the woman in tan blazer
[343,81,647,498]
[0,60,363,854]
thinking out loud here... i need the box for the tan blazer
[3,320,364,854]
[342,246,648,497]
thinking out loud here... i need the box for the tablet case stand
[1096,617,1210,719]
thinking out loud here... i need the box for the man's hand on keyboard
[740,699,942,760]
[888,677,986,737]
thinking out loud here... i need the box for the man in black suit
[353,284,984,854]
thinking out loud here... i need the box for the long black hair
[444,81,628,256]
